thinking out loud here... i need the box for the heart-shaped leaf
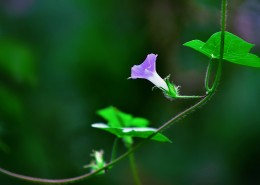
[183,31,260,67]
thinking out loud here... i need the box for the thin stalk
[177,95,205,99]
[110,138,119,162]
[0,0,228,184]
[211,0,227,91]
[205,0,227,92]
[205,58,214,92]
[129,151,142,185]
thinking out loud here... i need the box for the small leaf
[130,118,149,127]
[92,123,123,137]
[94,107,170,143]
[183,31,260,67]
[122,127,171,143]
[92,123,171,143]
[97,106,132,127]
[97,106,149,128]
[183,40,209,56]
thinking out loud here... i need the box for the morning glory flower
[130,53,204,99]
[130,54,169,91]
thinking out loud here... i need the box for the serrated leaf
[92,123,171,143]
[183,31,260,67]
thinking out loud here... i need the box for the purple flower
[130,54,169,91]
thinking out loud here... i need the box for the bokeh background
[0,0,259,184]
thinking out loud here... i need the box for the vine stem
[205,58,214,92]
[0,0,227,184]
[0,96,210,184]
[110,138,119,162]
[0,96,211,184]
[177,95,205,99]
[211,0,227,92]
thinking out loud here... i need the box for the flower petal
[130,53,169,91]
[147,72,169,91]
[130,53,157,79]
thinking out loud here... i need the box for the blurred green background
[0,0,259,184]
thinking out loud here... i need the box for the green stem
[0,0,228,184]
[177,95,205,99]
[211,0,227,91]
[205,0,227,92]
[110,138,119,162]
[205,58,214,92]
[129,151,142,185]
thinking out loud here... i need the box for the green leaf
[183,31,260,67]
[130,118,149,127]
[92,123,171,143]
[97,106,130,127]
[122,128,171,143]
[97,106,149,128]
[94,107,170,143]
[92,123,123,137]
[183,40,208,56]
